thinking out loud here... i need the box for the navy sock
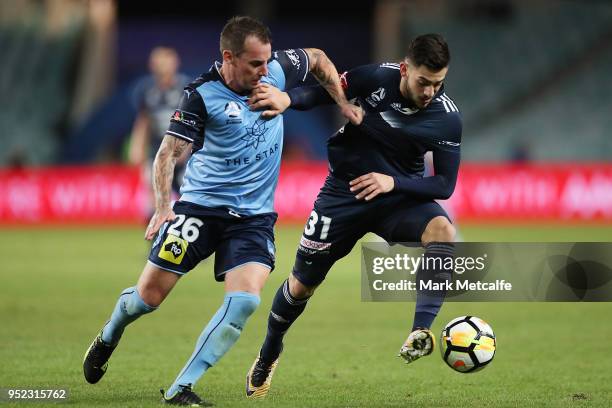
[412,242,454,330]
[260,279,310,363]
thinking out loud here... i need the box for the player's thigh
[374,199,451,244]
[293,198,369,288]
[224,262,271,295]
[214,213,277,284]
[148,201,220,277]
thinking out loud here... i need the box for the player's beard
[403,84,423,110]
[418,96,432,108]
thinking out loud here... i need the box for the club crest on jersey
[224,101,243,124]
[391,102,419,115]
[366,87,386,106]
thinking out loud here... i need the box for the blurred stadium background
[1,0,611,224]
[1,1,611,407]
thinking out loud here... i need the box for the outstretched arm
[302,48,349,109]
[144,134,192,240]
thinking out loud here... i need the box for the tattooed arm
[144,134,192,240]
[303,48,362,124]
[303,49,346,105]
[250,49,362,123]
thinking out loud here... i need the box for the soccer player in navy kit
[245,34,461,397]
[82,16,361,406]
[129,47,191,212]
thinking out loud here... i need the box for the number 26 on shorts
[168,215,204,243]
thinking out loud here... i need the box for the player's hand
[349,172,395,201]
[340,103,364,125]
[145,207,176,240]
[248,83,291,118]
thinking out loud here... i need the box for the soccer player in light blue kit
[83,16,362,407]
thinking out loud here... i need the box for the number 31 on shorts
[304,210,332,240]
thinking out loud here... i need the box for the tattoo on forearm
[307,48,348,105]
[152,135,190,211]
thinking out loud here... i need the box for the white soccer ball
[440,316,496,373]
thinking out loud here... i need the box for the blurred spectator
[510,140,531,163]
[6,147,28,170]
[128,46,191,214]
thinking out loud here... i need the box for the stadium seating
[405,1,612,160]
[0,19,83,165]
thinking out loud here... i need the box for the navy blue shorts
[148,201,277,281]
[293,175,450,287]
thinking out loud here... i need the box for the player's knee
[422,217,455,245]
[439,223,456,242]
[138,290,159,308]
[288,273,317,299]
[234,293,260,317]
[137,283,166,308]
[122,287,157,316]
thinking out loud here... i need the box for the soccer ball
[440,316,496,373]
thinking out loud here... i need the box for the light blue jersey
[166,49,310,215]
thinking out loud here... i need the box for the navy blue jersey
[288,62,462,200]
[132,73,191,159]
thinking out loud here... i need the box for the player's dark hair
[406,33,450,71]
[220,16,272,56]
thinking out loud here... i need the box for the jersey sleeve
[393,114,463,200]
[271,48,310,90]
[339,64,379,100]
[427,112,463,154]
[166,85,207,149]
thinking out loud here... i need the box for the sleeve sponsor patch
[170,109,200,130]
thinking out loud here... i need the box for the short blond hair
[220,16,271,55]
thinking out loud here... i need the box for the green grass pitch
[1,224,611,407]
